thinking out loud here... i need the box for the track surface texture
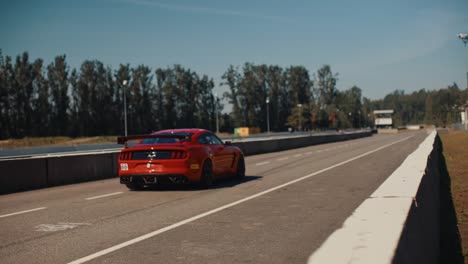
[0,131,428,264]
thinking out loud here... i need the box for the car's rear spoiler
[117,134,191,147]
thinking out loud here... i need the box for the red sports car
[117,128,245,190]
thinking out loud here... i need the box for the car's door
[200,133,232,176]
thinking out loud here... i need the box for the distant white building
[373,110,394,129]
[461,101,468,125]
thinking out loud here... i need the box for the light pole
[349,112,352,128]
[458,33,468,89]
[215,93,219,134]
[358,110,361,128]
[335,108,340,129]
[122,80,128,136]
[297,104,302,131]
[266,97,270,133]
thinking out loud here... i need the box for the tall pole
[122,80,128,136]
[297,104,302,131]
[458,33,468,89]
[457,33,468,129]
[215,93,219,134]
[358,110,361,128]
[266,97,270,133]
[349,112,352,128]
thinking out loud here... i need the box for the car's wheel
[200,159,214,188]
[235,155,245,179]
[126,183,143,191]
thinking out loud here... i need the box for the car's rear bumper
[120,174,190,185]
[118,157,204,183]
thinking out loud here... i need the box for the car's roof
[153,128,211,135]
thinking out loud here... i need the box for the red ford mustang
[117,128,245,190]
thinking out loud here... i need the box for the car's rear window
[140,133,192,144]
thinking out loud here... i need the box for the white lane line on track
[255,161,271,166]
[276,157,289,161]
[0,207,47,218]
[305,152,313,155]
[67,135,414,264]
[85,192,124,201]
[293,154,303,157]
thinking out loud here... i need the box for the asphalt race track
[0,131,428,264]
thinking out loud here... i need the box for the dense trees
[0,51,220,138]
[0,49,467,139]
[370,84,467,127]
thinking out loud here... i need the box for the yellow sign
[234,127,250,137]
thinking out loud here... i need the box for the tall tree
[48,55,70,135]
[314,65,338,128]
[130,65,154,133]
[424,94,433,125]
[74,60,95,136]
[266,65,285,131]
[68,69,79,136]
[285,66,312,130]
[221,65,243,127]
[174,65,197,129]
[12,52,34,137]
[338,86,362,128]
[197,74,216,130]
[93,62,116,135]
[0,51,13,139]
[315,65,338,108]
[31,58,50,136]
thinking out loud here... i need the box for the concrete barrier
[234,131,372,156]
[0,158,48,194]
[47,153,116,187]
[308,130,446,264]
[0,131,371,195]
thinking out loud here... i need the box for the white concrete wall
[308,130,438,264]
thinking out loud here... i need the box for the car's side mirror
[224,141,232,145]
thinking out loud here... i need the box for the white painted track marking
[255,161,271,166]
[67,135,413,264]
[276,157,289,161]
[85,192,123,201]
[35,222,91,232]
[294,154,303,157]
[0,207,47,218]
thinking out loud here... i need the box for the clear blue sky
[2,0,467,101]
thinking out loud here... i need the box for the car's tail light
[119,152,132,160]
[170,151,187,159]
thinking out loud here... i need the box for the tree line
[0,51,220,139]
[370,85,468,128]
[0,50,467,139]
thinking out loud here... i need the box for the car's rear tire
[126,183,143,191]
[200,159,214,188]
[235,156,245,179]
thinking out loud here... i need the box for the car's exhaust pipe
[169,176,186,184]
[143,176,157,184]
